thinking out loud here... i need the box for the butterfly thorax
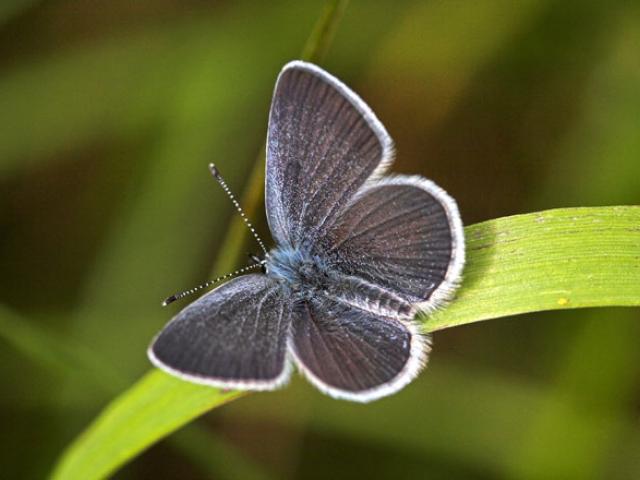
[266,246,415,318]
[266,247,334,296]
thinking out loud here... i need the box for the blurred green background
[1,0,639,478]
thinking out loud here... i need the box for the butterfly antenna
[162,263,261,306]
[209,163,268,255]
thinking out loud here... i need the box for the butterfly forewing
[149,274,293,389]
[266,61,393,249]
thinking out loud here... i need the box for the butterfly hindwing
[325,176,465,312]
[289,296,428,402]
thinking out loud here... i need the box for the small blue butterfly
[149,61,465,402]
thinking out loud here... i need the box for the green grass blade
[0,306,275,479]
[51,206,640,479]
[51,370,244,480]
[423,206,640,332]
[510,17,640,479]
[300,0,349,62]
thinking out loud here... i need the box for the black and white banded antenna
[162,263,261,306]
[209,163,268,255]
[161,163,269,307]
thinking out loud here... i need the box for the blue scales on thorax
[266,247,333,297]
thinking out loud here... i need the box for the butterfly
[148,61,465,402]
